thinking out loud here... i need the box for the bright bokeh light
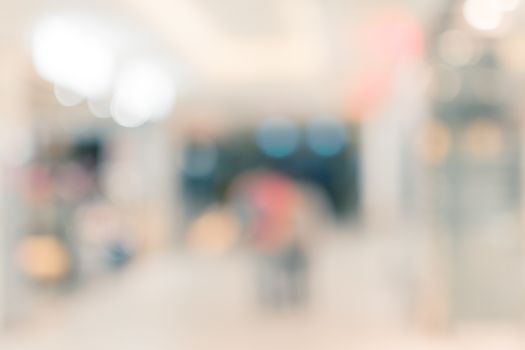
[88,98,112,118]
[32,15,115,98]
[463,0,503,31]
[257,117,300,159]
[307,117,347,157]
[111,59,176,128]
[187,207,240,256]
[490,0,520,11]
[54,85,84,107]
[16,235,69,282]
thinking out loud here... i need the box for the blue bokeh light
[257,117,300,159]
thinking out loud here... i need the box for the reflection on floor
[1,234,524,350]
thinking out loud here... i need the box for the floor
[1,234,525,350]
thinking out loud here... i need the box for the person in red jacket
[231,170,309,309]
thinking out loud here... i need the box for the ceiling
[1,0,446,110]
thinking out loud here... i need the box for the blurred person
[230,170,310,310]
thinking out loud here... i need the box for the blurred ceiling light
[438,30,479,66]
[307,117,347,157]
[111,59,176,128]
[32,15,115,98]
[490,0,520,11]
[257,117,299,158]
[53,85,84,107]
[88,98,112,118]
[463,0,503,31]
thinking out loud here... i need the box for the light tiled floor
[1,235,525,350]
